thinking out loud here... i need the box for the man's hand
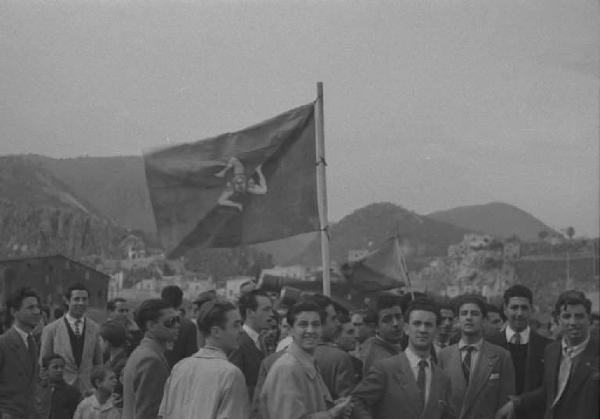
[329,396,353,419]
[495,401,515,419]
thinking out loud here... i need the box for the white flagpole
[315,82,331,297]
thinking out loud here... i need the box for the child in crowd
[73,366,121,419]
[35,354,81,419]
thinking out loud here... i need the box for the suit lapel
[564,337,598,396]
[462,342,495,416]
[524,331,541,390]
[393,353,422,419]
[81,318,94,367]
[422,363,444,419]
[545,342,561,404]
[7,329,34,376]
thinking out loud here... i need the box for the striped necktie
[462,346,475,383]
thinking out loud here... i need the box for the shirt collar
[194,345,228,360]
[12,325,30,346]
[458,338,484,352]
[405,346,431,368]
[90,394,116,412]
[287,341,318,379]
[65,313,85,327]
[505,325,530,344]
[243,324,261,348]
[561,333,590,358]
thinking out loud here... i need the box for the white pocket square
[489,373,500,380]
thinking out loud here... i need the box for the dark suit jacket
[314,343,357,399]
[252,351,285,419]
[438,341,515,419]
[0,328,38,418]
[517,336,599,419]
[362,336,402,376]
[351,352,455,419]
[229,329,265,400]
[34,380,81,419]
[165,317,197,368]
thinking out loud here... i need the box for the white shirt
[505,325,530,345]
[404,347,432,403]
[553,333,590,406]
[12,325,30,349]
[243,324,261,350]
[65,313,85,335]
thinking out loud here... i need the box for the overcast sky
[1,0,598,237]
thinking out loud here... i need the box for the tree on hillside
[538,230,549,241]
[565,226,575,240]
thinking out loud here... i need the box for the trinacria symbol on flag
[215,157,267,211]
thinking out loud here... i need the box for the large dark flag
[144,103,319,257]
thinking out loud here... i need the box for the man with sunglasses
[123,299,180,419]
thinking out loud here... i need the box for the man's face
[149,308,180,344]
[487,312,504,332]
[218,309,243,352]
[405,310,437,351]
[351,313,371,343]
[111,301,130,321]
[438,308,454,336]
[336,322,357,352]
[504,296,531,332]
[250,296,273,330]
[377,305,404,344]
[12,296,41,330]
[291,311,322,353]
[458,303,484,337]
[47,358,65,383]
[67,290,88,319]
[321,304,341,342]
[557,304,590,346]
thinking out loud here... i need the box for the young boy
[73,366,121,419]
[35,354,81,419]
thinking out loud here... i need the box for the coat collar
[461,340,499,417]
[193,345,228,360]
[287,341,318,379]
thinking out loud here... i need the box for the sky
[1,0,598,237]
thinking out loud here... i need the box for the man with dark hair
[40,283,103,393]
[159,300,249,419]
[99,321,129,406]
[0,287,42,418]
[438,294,515,419]
[362,293,406,374]
[192,290,218,348]
[35,354,81,419]
[351,311,375,361]
[229,290,273,399]
[351,298,454,419]
[258,302,352,419]
[161,285,198,367]
[486,285,552,419]
[486,304,505,334]
[336,312,363,382]
[106,297,142,354]
[434,302,455,354]
[303,294,357,400]
[122,298,180,419]
[496,290,599,419]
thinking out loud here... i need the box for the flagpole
[316,82,331,297]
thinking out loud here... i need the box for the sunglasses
[162,316,181,328]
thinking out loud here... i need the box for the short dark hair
[553,290,592,316]
[161,286,183,308]
[90,366,112,389]
[438,302,455,315]
[6,287,40,314]
[404,298,441,324]
[503,285,533,306]
[287,301,325,327]
[455,294,488,317]
[65,283,89,300]
[100,321,128,347]
[41,354,65,369]
[238,290,269,321]
[106,298,127,312]
[301,294,333,311]
[135,299,172,330]
[369,293,404,323]
[196,300,237,336]
[53,307,64,319]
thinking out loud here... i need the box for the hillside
[427,202,557,241]
[292,202,473,265]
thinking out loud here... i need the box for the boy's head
[42,354,66,383]
[90,366,118,393]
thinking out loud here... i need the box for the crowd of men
[0,281,598,419]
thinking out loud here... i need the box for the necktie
[462,346,475,384]
[511,333,521,344]
[417,360,428,409]
[553,348,574,406]
[27,334,37,367]
[74,320,82,337]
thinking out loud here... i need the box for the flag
[144,103,319,257]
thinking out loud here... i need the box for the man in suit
[39,283,102,393]
[486,285,552,419]
[351,298,454,419]
[361,293,406,374]
[439,294,515,419]
[162,285,198,368]
[122,298,180,419]
[496,290,599,419]
[0,287,42,419]
[229,290,273,399]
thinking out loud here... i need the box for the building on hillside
[260,265,308,281]
[119,234,146,260]
[221,276,253,300]
[0,255,109,311]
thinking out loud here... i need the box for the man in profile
[161,286,198,368]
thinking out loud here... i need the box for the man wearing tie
[487,285,551,419]
[438,294,515,419]
[0,287,42,419]
[40,283,102,393]
[496,290,599,419]
[351,298,454,419]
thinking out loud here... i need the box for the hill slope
[427,202,557,241]
[292,202,472,265]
